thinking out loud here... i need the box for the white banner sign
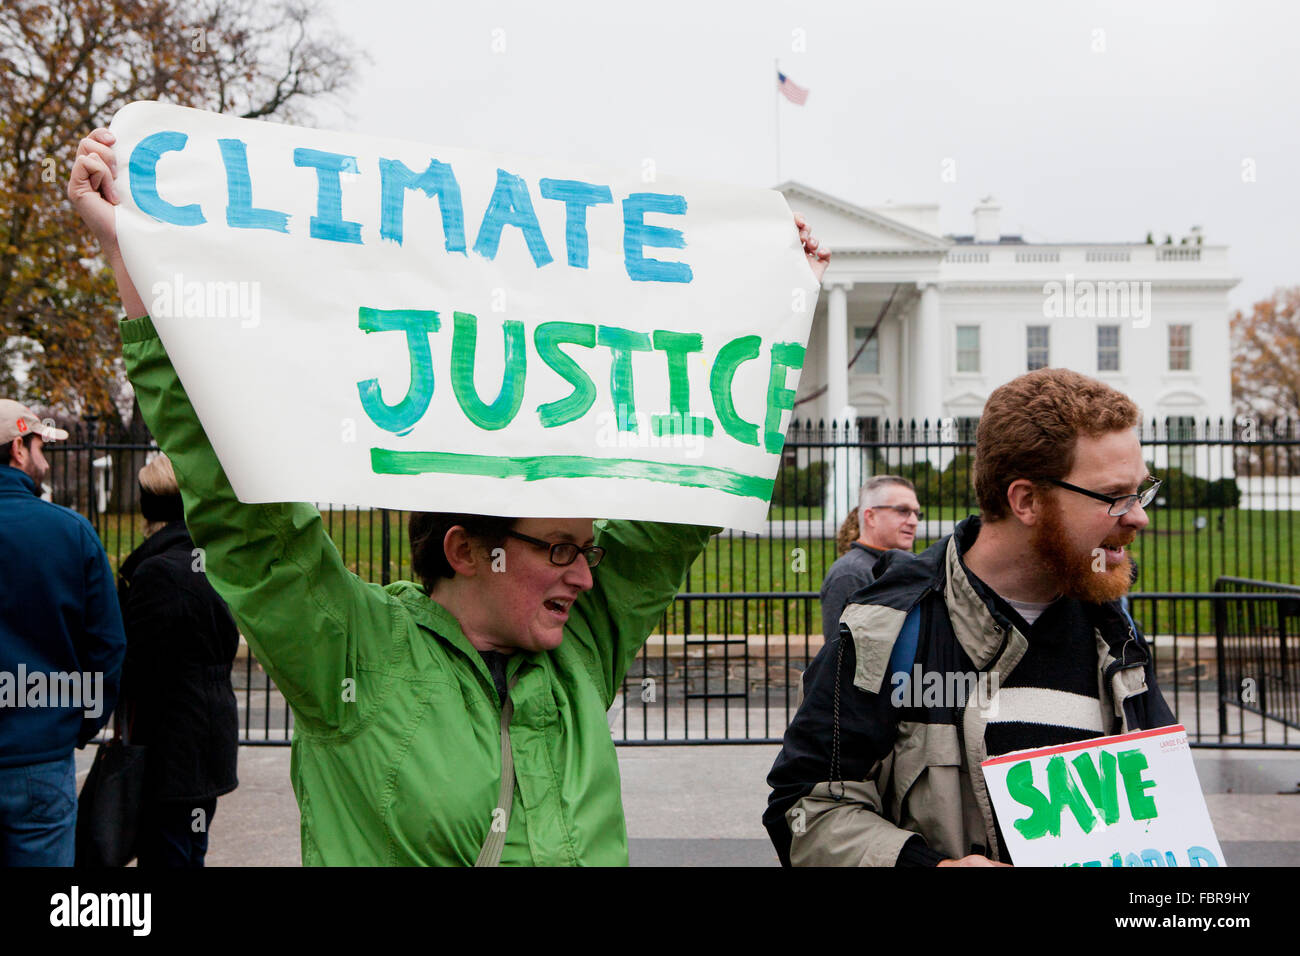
[110,102,819,530]
[981,725,1225,867]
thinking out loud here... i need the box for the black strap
[830,628,846,799]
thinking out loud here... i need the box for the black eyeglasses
[869,505,924,520]
[506,530,606,568]
[1040,477,1162,516]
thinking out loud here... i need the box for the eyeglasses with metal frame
[869,505,924,520]
[506,530,606,568]
[1039,476,1162,516]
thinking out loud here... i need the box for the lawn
[89,506,415,583]
[89,506,1296,637]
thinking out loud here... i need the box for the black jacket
[117,520,239,802]
[765,516,1175,866]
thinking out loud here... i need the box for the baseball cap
[0,399,70,445]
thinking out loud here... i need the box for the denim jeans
[0,752,77,866]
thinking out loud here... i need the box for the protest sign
[109,101,819,530]
[981,725,1226,867]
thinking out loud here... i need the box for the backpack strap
[474,672,522,868]
[884,605,923,695]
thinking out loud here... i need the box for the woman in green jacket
[69,127,830,865]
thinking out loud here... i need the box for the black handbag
[75,709,147,867]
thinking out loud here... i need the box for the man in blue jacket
[0,399,126,865]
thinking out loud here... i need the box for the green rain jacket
[120,315,717,865]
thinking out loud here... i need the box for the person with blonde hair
[116,451,239,866]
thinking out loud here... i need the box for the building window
[1168,415,1197,471]
[851,326,880,374]
[1168,324,1191,371]
[956,326,980,373]
[1097,325,1120,372]
[1027,325,1049,370]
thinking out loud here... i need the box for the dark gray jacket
[819,542,886,645]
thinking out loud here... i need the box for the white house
[783,183,1240,440]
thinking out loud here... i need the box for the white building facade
[784,183,1240,437]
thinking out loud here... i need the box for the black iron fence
[45,416,1297,748]
[1212,577,1300,737]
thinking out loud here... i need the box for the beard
[1029,495,1136,604]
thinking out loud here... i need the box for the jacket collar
[849,541,886,559]
[0,464,38,497]
[388,581,535,695]
[119,519,192,582]
[941,518,1018,669]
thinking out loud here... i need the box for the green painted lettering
[709,335,761,446]
[1046,753,1098,834]
[356,307,440,435]
[1117,748,1158,820]
[650,330,714,438]
[763,342,805,454]
[597,326,653,432]
[534,322,597,427]
[1071,749,1121,825]
[449,311,526,431]
[1008,755,1099,840]
[1007,760,1054,840]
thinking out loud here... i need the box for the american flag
[777,71,809,105]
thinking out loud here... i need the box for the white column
[909,282,942,426]
[825,283,851,425]
[897,313,909,425]
[823,282,859,514]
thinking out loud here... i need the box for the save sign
[981,725,1226,867]
[109,102,820,529]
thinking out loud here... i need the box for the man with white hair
[819,476,920,645]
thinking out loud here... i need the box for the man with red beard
[764,368,1174,867]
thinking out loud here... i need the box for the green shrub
[1148,465,1239,509]
[772,461,829,507]
[1203,477,1242,508]
[901,454,974,509]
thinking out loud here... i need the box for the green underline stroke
[370,448,773,500]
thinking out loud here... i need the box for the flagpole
[774,58,782,185]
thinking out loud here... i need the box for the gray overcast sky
[316,0,1298,311]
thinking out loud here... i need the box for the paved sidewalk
[75,744,1300,866]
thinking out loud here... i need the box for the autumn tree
[0,0,360,424]
[1231,285,1300,474]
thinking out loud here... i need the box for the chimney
[973,196,1001,243]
